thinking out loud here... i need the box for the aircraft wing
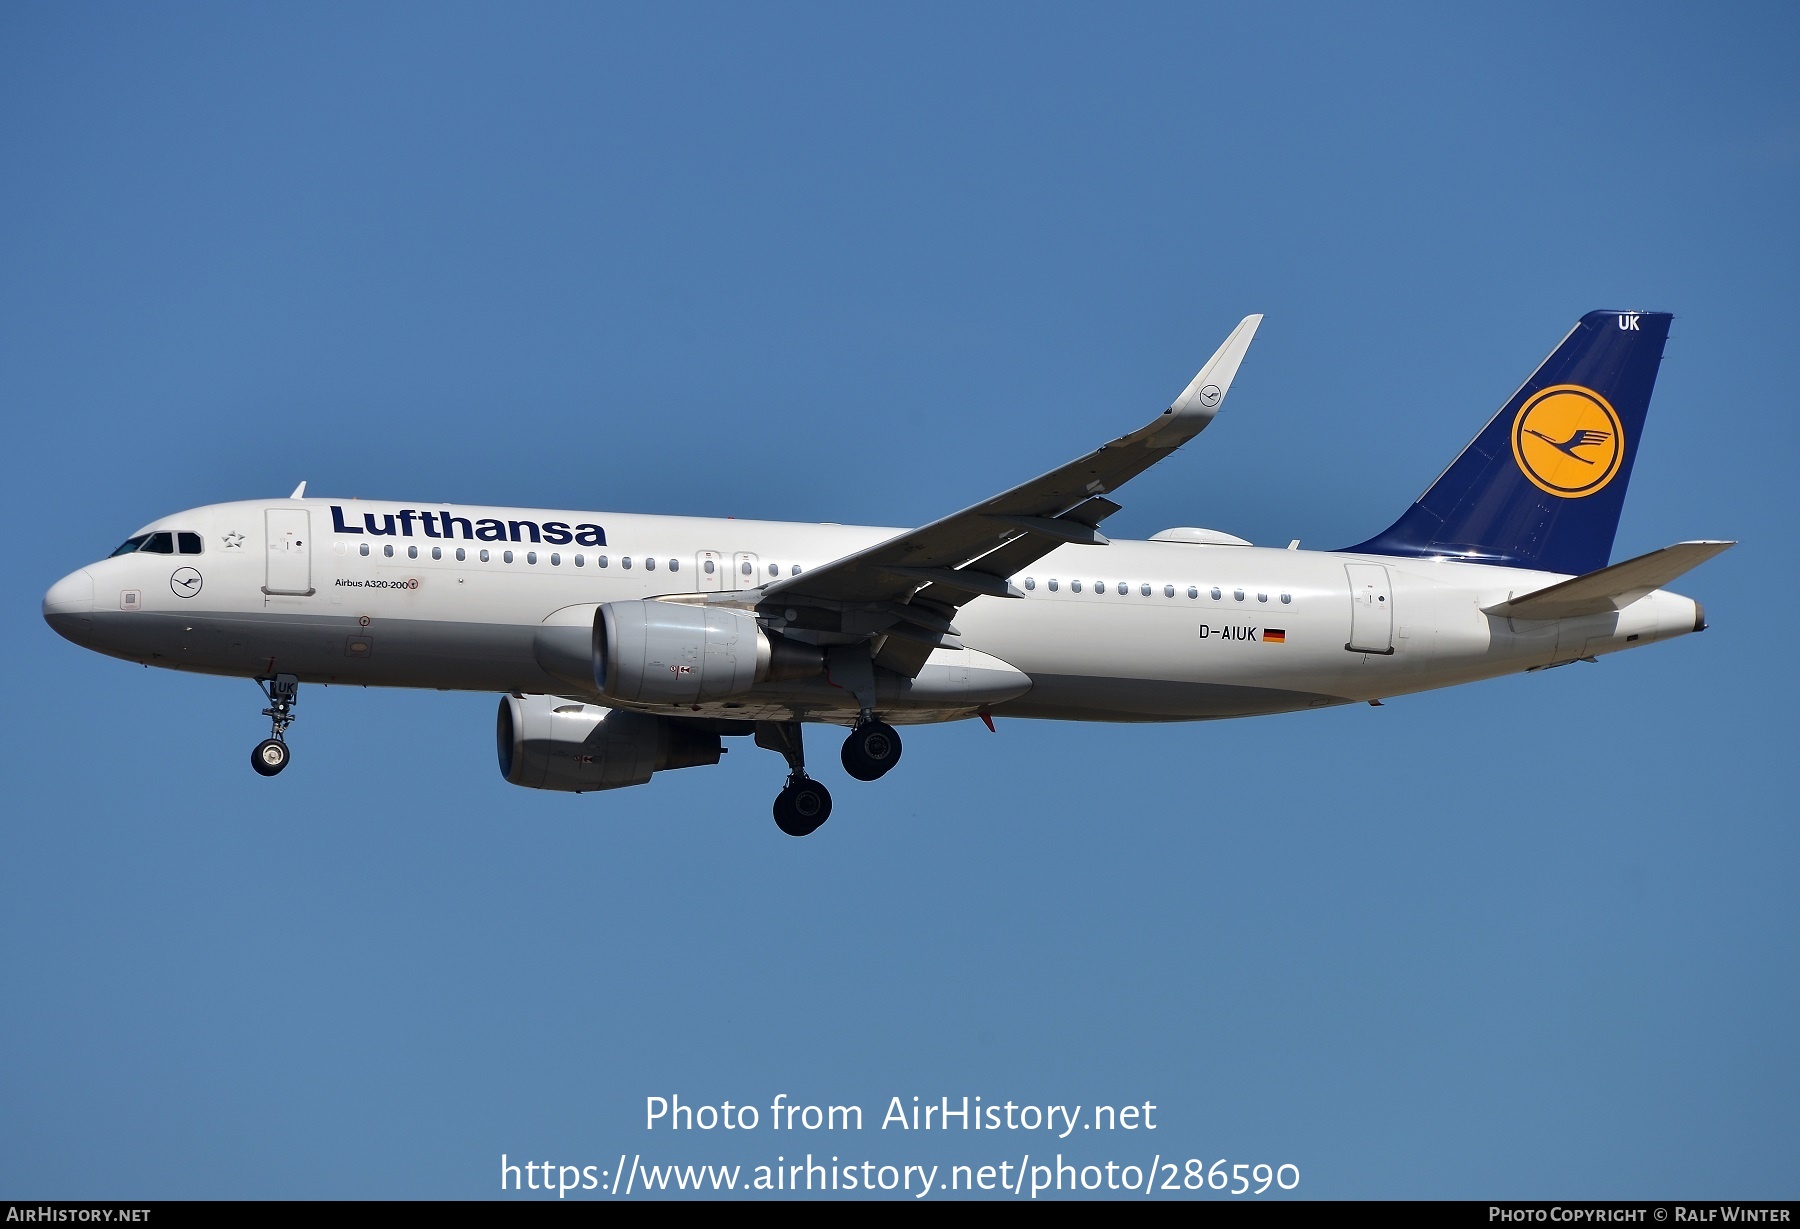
[751,314,1262,672]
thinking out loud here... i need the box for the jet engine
[594,600,821,705]
[496,693,722,792]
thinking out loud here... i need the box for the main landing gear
[755,715,907,837]
[775,777,832,837]
[251,674,299,777]
[756,722,832,837]
[840,718,903,782]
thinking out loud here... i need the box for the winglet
[289,481,307,499]
[1150,314,1262,447]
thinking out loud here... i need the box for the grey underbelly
[67,611,1351,721]
[991,672,1348,721]
[66,610,558,692]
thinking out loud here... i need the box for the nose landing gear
[251,738,289,776]
[251,674,299,777]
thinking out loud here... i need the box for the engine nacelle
[496,694,721,793]
[595,600,821,705]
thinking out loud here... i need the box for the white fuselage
[43,497,1705,726]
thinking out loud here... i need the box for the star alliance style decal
[222,532,245,549]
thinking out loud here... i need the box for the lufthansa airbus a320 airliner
[43,311,1730,835]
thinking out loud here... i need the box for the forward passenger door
[264,509,314,596]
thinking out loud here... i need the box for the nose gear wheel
[251,674,300,777]
[251,738,290,776]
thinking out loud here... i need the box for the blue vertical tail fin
[1342,310,1672,576]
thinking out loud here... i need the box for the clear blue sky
[3,2,1795,1199]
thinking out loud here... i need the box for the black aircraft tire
[774,779,832,836]
[790,779,831,827]
[841,720,902,782]
[251,739,290,777]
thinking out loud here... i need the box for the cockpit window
[113,530,202,555]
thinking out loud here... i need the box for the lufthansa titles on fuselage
[330,505,606,546]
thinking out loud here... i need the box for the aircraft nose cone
[43,568,95,639]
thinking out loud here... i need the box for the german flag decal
[1263,628,1287,644]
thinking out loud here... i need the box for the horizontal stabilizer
[1482,540,1734,620]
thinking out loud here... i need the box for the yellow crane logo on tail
[1510,384,1625,498]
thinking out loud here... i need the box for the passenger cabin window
[359,544,370,557]
[1048,579,1059,591]
[408,545,418,559]
[384,544,394,558]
